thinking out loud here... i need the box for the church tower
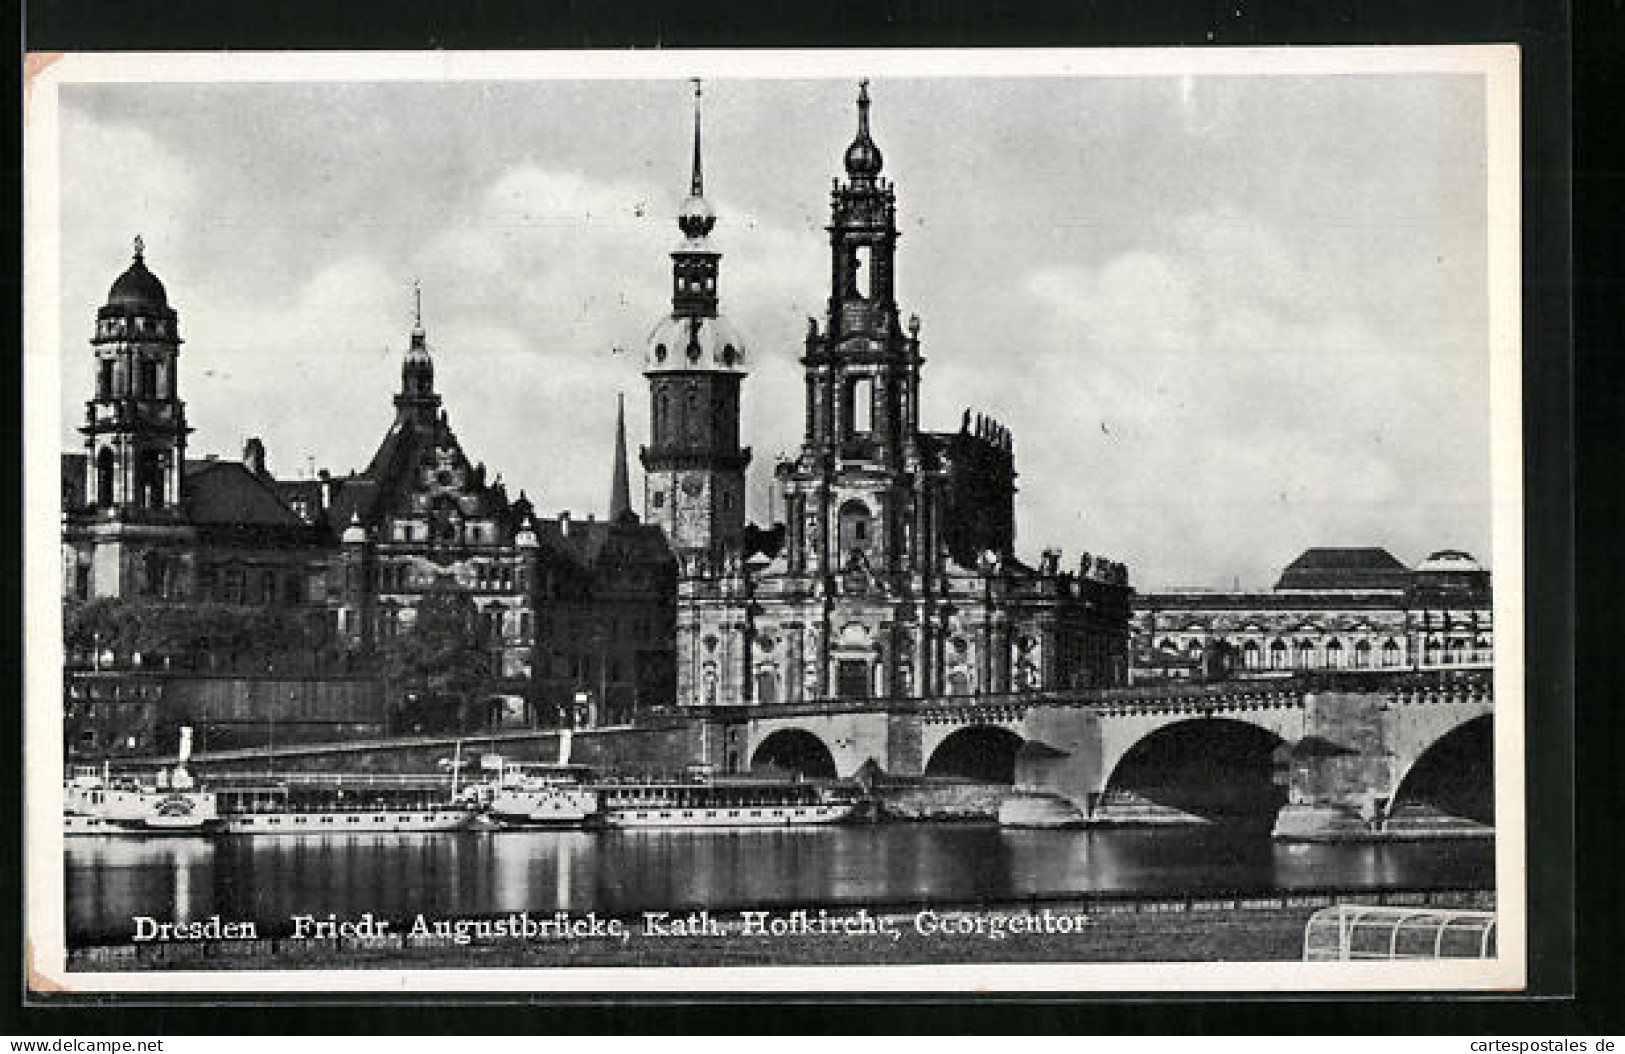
[394,281,441,428]
[640,82,751,559]
[781,82,926,581]
[81,236,192,517]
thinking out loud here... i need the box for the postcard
[24,46,1524,994]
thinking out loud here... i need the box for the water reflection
[64,826,1494,944]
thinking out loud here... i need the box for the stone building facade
[1130,547,1493,683]
[646,85,1132,711]
[63,248,675,731]
[62,240,332,654]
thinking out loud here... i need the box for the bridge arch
[923,725,1025,783]
[1391,714,1492,823]
[749,727,837,778]
[1100,716,1288,824]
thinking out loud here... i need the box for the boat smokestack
[173,726,196,789]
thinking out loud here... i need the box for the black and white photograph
[24,48,1524,992]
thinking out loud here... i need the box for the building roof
[533,515,673,571]
[1274,547,1411,591]
[181,459,309,527]
[1133,590,1413,612]
[100,241,175,319]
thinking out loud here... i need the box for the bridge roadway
[698,670,1494,838]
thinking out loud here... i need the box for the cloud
[52,76,1493,593]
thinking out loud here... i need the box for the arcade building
[1130,547,1493,683]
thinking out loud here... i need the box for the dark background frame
[11,0,1592,1034]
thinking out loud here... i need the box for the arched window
[1294,639,1314,669]
[1353,640,1371,668]
[656,390,670,435]
[837,499,873,558]
[95,448,116,507]
[1269,640,1288,669]
[847,376,874,436]
[1325,639,1344,668]
[1242,640,1261,669]
[1381,639,1401,667]
[97,360,114,399]
[142,552,169,598]
[138,359,158,399]
[135,450,164,509]
[854,244,879,299]
[686,385,701,442]
[755,666,779,706]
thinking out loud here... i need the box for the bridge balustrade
[695,668,1491,721]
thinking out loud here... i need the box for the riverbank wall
[63,887,1494,972]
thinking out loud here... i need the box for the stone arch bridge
[709,671,1493,838]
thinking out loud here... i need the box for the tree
[376,586,493,734]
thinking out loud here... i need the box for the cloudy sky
[52,67,1494,589]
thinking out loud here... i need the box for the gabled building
[62,245,677,730]
[322,288,540,684]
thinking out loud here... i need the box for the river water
[64,825,1493,945]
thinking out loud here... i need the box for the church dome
[1415,550,1483,573]
[844,135,883,178]
[678,193,716,238]
[844,81,883,179]
[645,313,747,373]
[341,513,368,545]
[102,238,173,316]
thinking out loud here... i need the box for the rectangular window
[836,659,870,700]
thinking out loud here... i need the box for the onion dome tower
[81,236,192,516]
[640,80,751,558]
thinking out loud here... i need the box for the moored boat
[211,779,479,835]
[483,762,600,830]
[63,729,222,836]
[591,769,867,829]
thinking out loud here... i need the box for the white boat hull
[487,788,599,829]
[600,802,861,828]
[222,809,478,835]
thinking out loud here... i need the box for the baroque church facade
[642,85,1132,711]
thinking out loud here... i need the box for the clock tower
[640,82,751,560]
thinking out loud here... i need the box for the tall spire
[609,391,633,522]
[677,80,717,240]
[409,279,426,348]
[844,78,884,180]
[690,78,704,198]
